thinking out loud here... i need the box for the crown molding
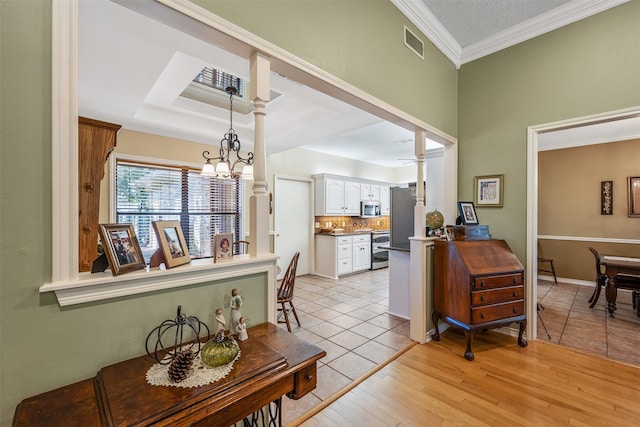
[393,0,628,69]
[461,0,629,65]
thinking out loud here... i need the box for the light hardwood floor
[296,328,640,426]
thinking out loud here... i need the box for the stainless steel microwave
[360,200,381,218]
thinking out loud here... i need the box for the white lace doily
[146,348,240,388]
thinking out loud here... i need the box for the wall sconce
[201,86,254,180]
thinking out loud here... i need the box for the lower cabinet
[315,234,371,279]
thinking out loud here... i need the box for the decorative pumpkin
[200,330,239,368]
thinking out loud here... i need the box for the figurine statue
[237,317,248,341]
[229,288,243,335]
[214,308,226,334]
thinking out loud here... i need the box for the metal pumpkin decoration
[145,305,210,365]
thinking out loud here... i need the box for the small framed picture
[152,220,191,268]
[457,202,479,225]
[474,174,504,207]
[629,176,640,217]
[215,233,234,261]
[98,223,146,276]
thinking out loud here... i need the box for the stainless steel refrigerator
[390,186,416,250]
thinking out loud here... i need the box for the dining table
[600,255,640,317]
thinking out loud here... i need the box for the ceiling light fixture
[201,86,254,180]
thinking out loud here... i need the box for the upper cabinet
[380,185,390,215]
[316,177,360,215]
[314,174,390,216]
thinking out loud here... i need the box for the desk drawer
[472,274,522,290]
[472,285,524,306]
[471,300,524,324]
[287,363,318,400]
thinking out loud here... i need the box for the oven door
[371,234,389,269]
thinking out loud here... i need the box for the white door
[274,176,312,279]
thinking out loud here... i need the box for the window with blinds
[115,160,243,264]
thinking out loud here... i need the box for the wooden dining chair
[277,251,301,332]
[233,240,249,255]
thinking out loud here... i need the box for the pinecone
[167,350,195,383]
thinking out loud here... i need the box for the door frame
[526,105,640,341]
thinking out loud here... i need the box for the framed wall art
[629,176,640,217]
[474,174,504,207]
[98,223,146,275]
[152,220,191,268]
[457,202,479,225]
[215,233,234,261]
[601,180,613,215]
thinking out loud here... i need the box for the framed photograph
[98,224,146,276]
[152,221,191,268]
[444,226,455,241]
[629,176,640,217]
[474,174,504,207]
[601,180,613,215]
[215,233,234,261]
[457,202,479,225]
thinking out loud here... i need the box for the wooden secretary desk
[432,239,527,361]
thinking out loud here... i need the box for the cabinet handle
[480,312,485,319]
[513,278,517,283]
[305,374,314,381]
[512,291,518,297]
[513,307,518,313]
[481,280,486,287]
[480,295,485,302]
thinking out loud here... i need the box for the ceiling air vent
[404,25,424,60]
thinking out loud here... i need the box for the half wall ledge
[39,254,279,306]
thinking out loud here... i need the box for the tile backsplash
[315,215,389,233]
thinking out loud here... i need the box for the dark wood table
[13,323,325,426]
[600,255,640,317]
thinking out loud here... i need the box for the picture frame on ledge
[629,176,640,217]
[458,202,479,225]
[98,223,146,276]
[474,174,504,207]
[151,220,191,268]
[215,233,234,261]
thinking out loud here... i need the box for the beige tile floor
[278,268,412,424]
[537,278,640,366]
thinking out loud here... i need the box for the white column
[410,128,429,343]
[248,52,270,256]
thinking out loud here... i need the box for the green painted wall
[193,0,458,138]
[458,1,640,261]
[0,1,456,423]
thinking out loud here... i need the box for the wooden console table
[13,323,325,426]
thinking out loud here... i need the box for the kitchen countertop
[316,229,388,236]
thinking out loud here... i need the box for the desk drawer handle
[480,312,485,319]
[480,280,486,287]
[513,307,518,314]
[306,374,314,381]
[512,291,518,297]
[480,295,485,302]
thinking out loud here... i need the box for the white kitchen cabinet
[315,177,361,215]
[380,185,390,215]
[315,234,371,278]
[352,234,371,272]
[360,183,380,201]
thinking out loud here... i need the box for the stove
[371,230,389,270]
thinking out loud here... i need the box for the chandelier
[201,86,254,180]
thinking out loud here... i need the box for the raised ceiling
[79,0,632,168]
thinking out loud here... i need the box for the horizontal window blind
[115,160,243,263]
